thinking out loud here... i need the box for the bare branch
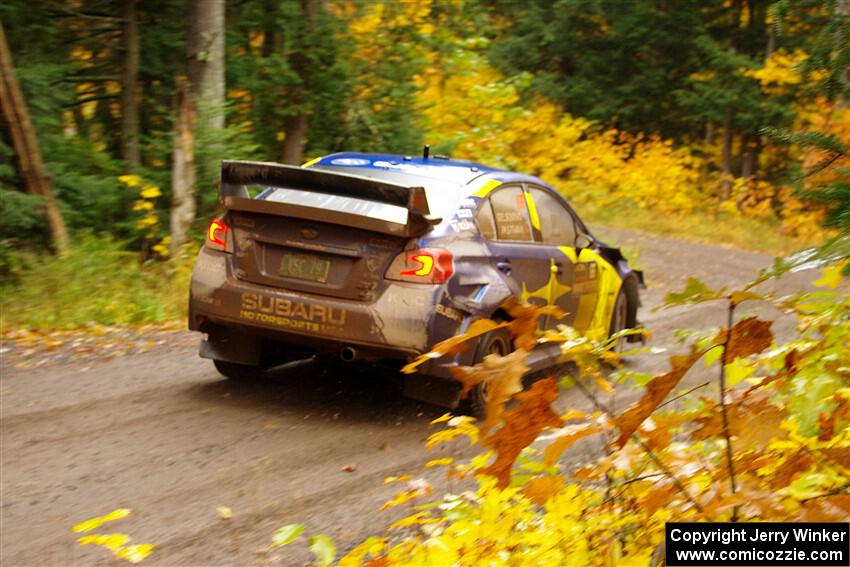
[658,381,711,410]
[48,8,125,22]
[58,76,120,84]
[567,371,712,520]
[62,94,120,107]
[718,301,739,520]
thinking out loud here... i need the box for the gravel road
[0,228,817,566]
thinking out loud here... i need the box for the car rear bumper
[188,248,439,360]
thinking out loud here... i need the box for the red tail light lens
[205,219,231,252]
[386,248,453,284]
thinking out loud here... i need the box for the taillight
[386,248,453,284]
[205,218,231,252]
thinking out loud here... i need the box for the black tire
[463,327,512,418]
[608,288,629,352]
[213,359,264,381]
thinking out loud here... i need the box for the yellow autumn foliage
[340,5,832,242]
[416,44,703,214]
[408,35,834,238]
[743,48,807,94]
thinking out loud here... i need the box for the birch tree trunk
[187,0,225,132]
[170,77,197,255]
[0,22,69,254]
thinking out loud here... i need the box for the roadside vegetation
[0,234,194,329]
[322,255,849,566]
[1,0,848,332]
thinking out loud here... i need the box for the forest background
[1,0,848,329]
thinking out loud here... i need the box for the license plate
[280,252,331,283]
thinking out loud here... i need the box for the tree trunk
[261,0,277,58]
[170,77,197,255]
[720,109,734,199]
[281,115,308,165]
[279,0,319,165]
[187,0,225,132]
[0,22,69,254]
[837,0,850,107]
[740,135,759,179]
[120,0,141,168]
[766,18,776,58]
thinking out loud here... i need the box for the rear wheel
[464,327,512,417]
[608,288,629,352]
[213,359,265,381]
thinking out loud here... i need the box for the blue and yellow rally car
[188,152,643,408]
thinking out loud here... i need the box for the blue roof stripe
[312,152,505,186]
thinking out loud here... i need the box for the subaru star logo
[300,226,319,240]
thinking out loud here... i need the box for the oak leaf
[503,298,565,350]
[767,450,815,489]
[802,495,850,522]
[640,481,676,515]
[613,349,703,448]
[522,475,565,505]
[479,378,563,488]
[819,447,850,470]
[451,349,529,435]
[401,318,510,373]
[718,317,773,362]
[543,422,600,466]
[692,389,785,450]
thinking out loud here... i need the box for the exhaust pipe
[340,346,358,362]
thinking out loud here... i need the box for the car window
[489,186,534,242]
[527,187,577,245]
[475,199,497,240]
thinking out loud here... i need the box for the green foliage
[0,234,193,330]
[309,534,337,567]
[485,0,725,139]
[795,0,850,102]
[0,188,47,277]
[270,524,305,548]
[764,126,850,232]
[663,277,726,307]
[264,523,335,566]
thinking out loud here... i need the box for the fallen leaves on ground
[1,322,191,370]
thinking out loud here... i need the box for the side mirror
[575,233,593,251]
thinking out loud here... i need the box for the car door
[525,185,601,332]
[475,185,553,319]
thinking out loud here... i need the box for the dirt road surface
[0,228,816,566]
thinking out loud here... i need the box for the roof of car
[309,152,506,187]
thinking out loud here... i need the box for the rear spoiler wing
[219,160,441,237]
